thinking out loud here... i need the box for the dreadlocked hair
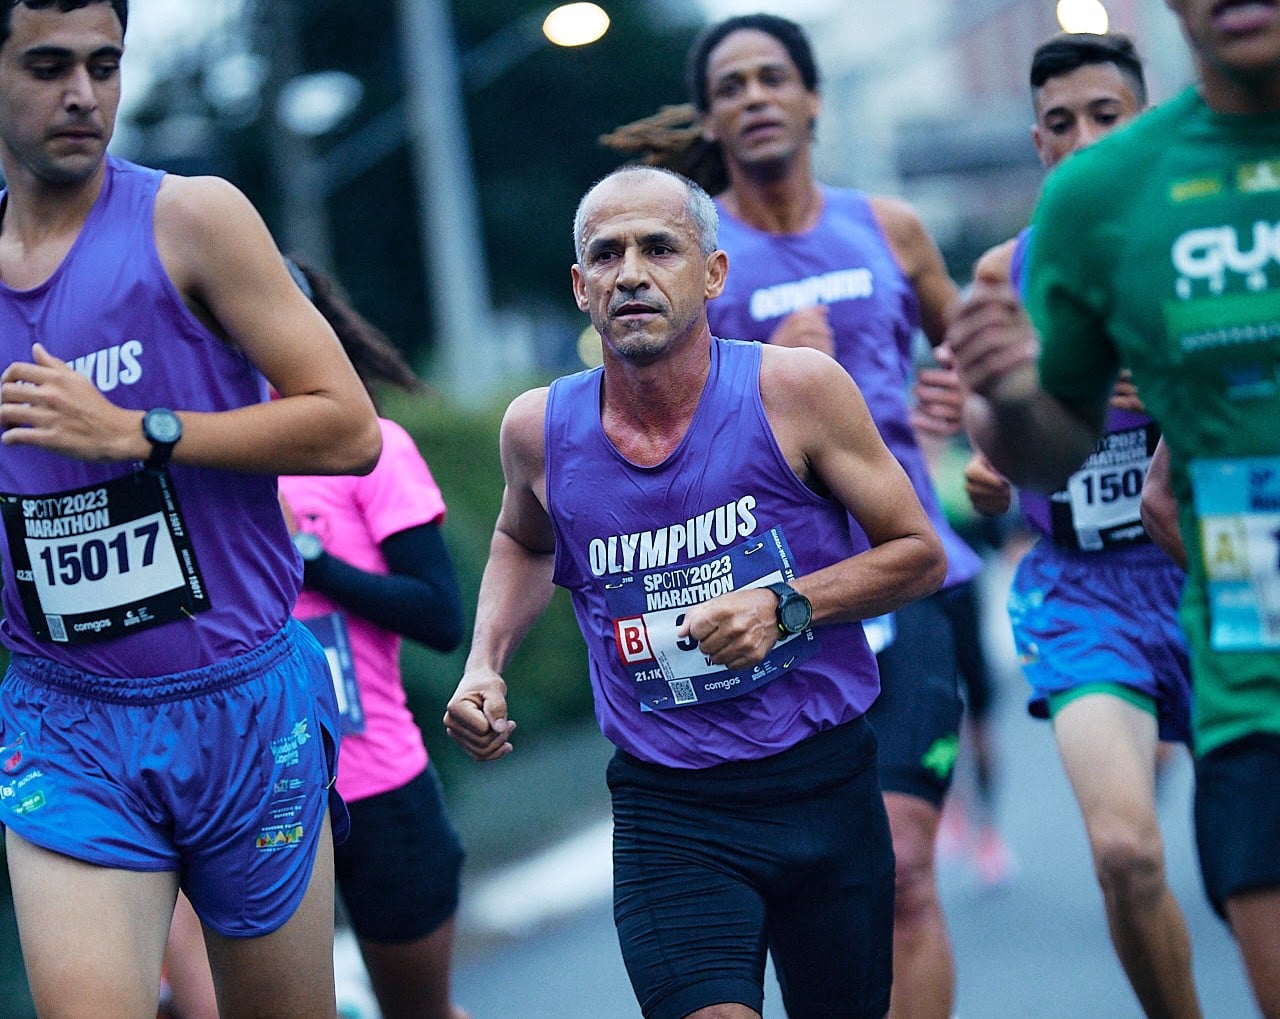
[598,104,728,195]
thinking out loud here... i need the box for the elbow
[345,418,383,476]
[319,416,382,476]
[917,532,948,598]
[435,605,465,653]
[410,598,465,653]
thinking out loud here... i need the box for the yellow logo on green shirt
[1238,160,1280,194]
[1170,176,1225,203]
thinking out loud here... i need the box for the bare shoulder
[759,344,851,417]
[973,237,1017,286]
[500,387,550,464]
[867,194,929,250]
[154,174,256,243]
[152,174,274,295]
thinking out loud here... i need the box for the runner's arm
[300,523,464,651]
[679,348,946,670]
[151,175,380,475]
[870,194,958,346]
[1,177,379,474]
[1141,437,1186,570]
[950,280,1106,492]
[444,389,556,761]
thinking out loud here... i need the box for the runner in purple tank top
[446,166,946,1019]
[0,3,380,1016]
[602,15,975,1016]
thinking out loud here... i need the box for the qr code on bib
[46,615,67,643]
[669,679,697,705]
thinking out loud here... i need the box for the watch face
[144,409,182,445]
[780,597,811,632]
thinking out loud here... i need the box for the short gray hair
[573,166,719,262]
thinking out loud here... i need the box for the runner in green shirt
[948,3,1280,1015]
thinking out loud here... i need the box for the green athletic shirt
[1025,85,1280,757]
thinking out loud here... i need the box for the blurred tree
[120,0,703,379]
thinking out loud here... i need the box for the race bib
[1050,424,1156,551]
[605,527,820,711]
[299,611,365,734]
[0,469,210,644]
[1190,456,1280,651]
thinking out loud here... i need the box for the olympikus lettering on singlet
[587,496,758,577]
[71,340,143,393]
[1172,221,1280,298]
[747,268,874,322]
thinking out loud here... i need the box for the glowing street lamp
[398,1,612,400]
[542,3,610,48]
[1057,0,1110,34]
[463,3,610,92]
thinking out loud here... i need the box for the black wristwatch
[142,407,182,471]
[766,581,812,636]
[292,531,325,564]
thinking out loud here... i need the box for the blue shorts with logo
[1008,539,1192,745]
[0,619,348,937]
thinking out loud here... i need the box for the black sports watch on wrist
[292,531,325,564]
[766,581,813,636]
[141,407,182,471]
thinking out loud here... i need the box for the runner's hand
[0,344,141,461]
[1108,370,1144,413]
[912,345,964,439]
[946,283,1040,404]
[678,587,783,672]
[964,453,1013,516]
[769,306,835,357]
[445,667,516,762]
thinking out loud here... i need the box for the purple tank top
[0,157,300,676]
[708,187,980,587]
[1011,229,1163,556]
[546,338,879,768]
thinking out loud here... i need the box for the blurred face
[1032,62,1144,168]
[699,29,820,179]
[1165,0,1280,88]
[571,172,727,366]
[0,2,122,187]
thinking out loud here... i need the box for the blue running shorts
[1008,540,1192,745]
[0,619,347,937]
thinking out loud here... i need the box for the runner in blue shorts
[959,33,1202,1018]
[0,2,380,1015]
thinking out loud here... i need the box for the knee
[1091,824,1166,904]
[891,833,939,925]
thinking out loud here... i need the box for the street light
[1057,0,1109,34]
[464,2,609,92]
[396,1,610,401]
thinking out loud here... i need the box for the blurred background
[0,1,1234,1016]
